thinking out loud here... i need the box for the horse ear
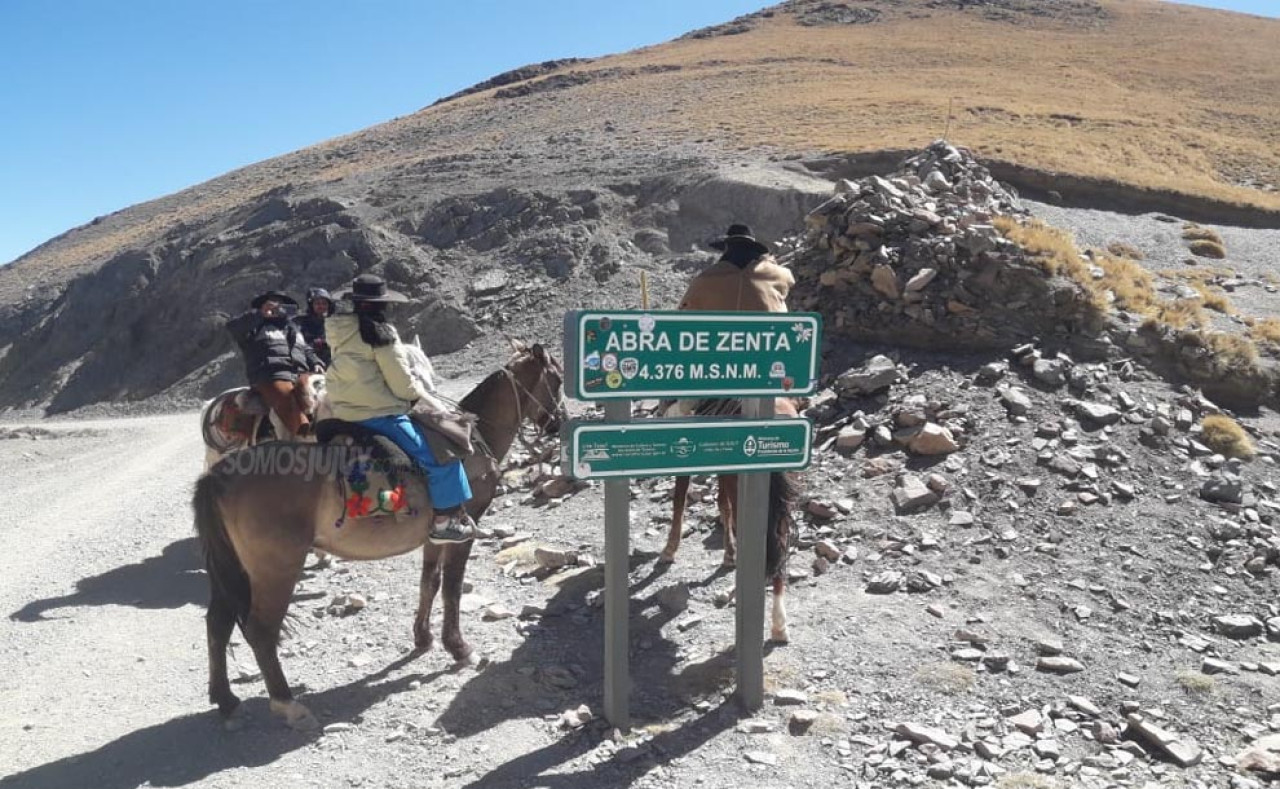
[531,343,550,365]
[412,334,422,349]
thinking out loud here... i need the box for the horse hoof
[722,556,737,569]
[770,629,790,645]
[271,699,319,732]
[214,694,242,718]
[658,551,676,564]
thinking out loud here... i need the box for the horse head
[506,338,565,437]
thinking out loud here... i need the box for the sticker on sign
[564,310,822,400]
[562,418,813,479]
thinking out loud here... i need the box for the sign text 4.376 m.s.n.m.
[564,310,822,400]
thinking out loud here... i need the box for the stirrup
[428,512,476,545]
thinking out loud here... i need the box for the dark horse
[192,342,564,729]
[658,397,801,643]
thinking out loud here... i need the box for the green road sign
[564,310,822,400]
[563,418,813,479]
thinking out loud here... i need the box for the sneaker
[428,512,476,545]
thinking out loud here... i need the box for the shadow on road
[434,551,754,789]
[9,538,205,622]
[0,655,442,789]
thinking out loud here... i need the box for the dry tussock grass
[1247,317,1280,345]
[992,216,1108,309]
[1176,671,1216,695]
[1200,414,1256,459]
[1095,252,1157,315]
[1145,300,1207,330]
[1189,239,1228,259]
[1190,282,1234,314]
[1201,331,1260,370]
[1107,241,1145,260]
[914,662,975,694]
[1182,224,1224,244]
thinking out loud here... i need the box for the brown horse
[659,397,801,643]
[192,342,564,730]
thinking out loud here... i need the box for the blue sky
[0,0,1273,266]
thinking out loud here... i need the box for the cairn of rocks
[789,140,1100,351]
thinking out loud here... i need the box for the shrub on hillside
[1188,239,1227,259]
[1200,414,1256,459]
[1182,224,1223,244]
[1107,241,1145,260]
[1247,317,1280,347]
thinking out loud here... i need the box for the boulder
[907,423,959,455]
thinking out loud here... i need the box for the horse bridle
[501,359,567,453]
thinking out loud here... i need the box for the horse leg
[719,475,739,568]
[769,575,790,644]
[206,589,240,716]
[439,542,476,664]
[413,542,444,652]
[660,476,692,563]
[242,562,315,730]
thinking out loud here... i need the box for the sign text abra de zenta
[564,310,822,399]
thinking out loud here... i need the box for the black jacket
[298,287,333,368]
[296,313,330,368]
[226,311,320,385]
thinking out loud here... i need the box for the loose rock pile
[790,140,1102,351]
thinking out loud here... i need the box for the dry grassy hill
[7,0,1279,282]
[1,0,1278,411]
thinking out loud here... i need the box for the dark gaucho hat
[709,223,769,257]
[250,290,299,309]
[335,273,409,303]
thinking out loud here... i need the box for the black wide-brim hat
[709,223,769,256]
[335,273,409,304]
[250,290,299,309]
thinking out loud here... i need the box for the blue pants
[359,415,472,510]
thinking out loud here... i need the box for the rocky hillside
[1,0,1279,412]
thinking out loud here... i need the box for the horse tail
[193,472,251,626]
[765,470,799,581]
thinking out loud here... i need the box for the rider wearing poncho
[324,274,475,544]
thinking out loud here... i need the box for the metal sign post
[735,396,773,711]
[602,399,631,730]
[562,309,823,730]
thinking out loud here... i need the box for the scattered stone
[1213,614,1263,639]
[1124,714,1203,767]
[558,704,593,729]
[743,750,778,766]
[891,475,939,513]
[534,547,579,570]
[866,571,904,595]
[482,604,515,621]
[737,719,775,734]
[1074,402,1122,426]
[896,722,959,751]
[1201,476,1244,505]
[773,689,809,706]
[1117,672,1141,688]
[837,355,902,395]
[836,427,867,451]
[326,593,367,617]
[1000,387,1033,416]
[789,710,821,735]
[1036,637,1065,656]
[656,583,690,614]
[1235,733,1280,776]
[815,539,842,561]
[907,423,960,455]
[1037,657,1085,675]
[1008,710,1045,735]
[1201,657,1239,675]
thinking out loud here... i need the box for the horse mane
[459,368,509,414]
